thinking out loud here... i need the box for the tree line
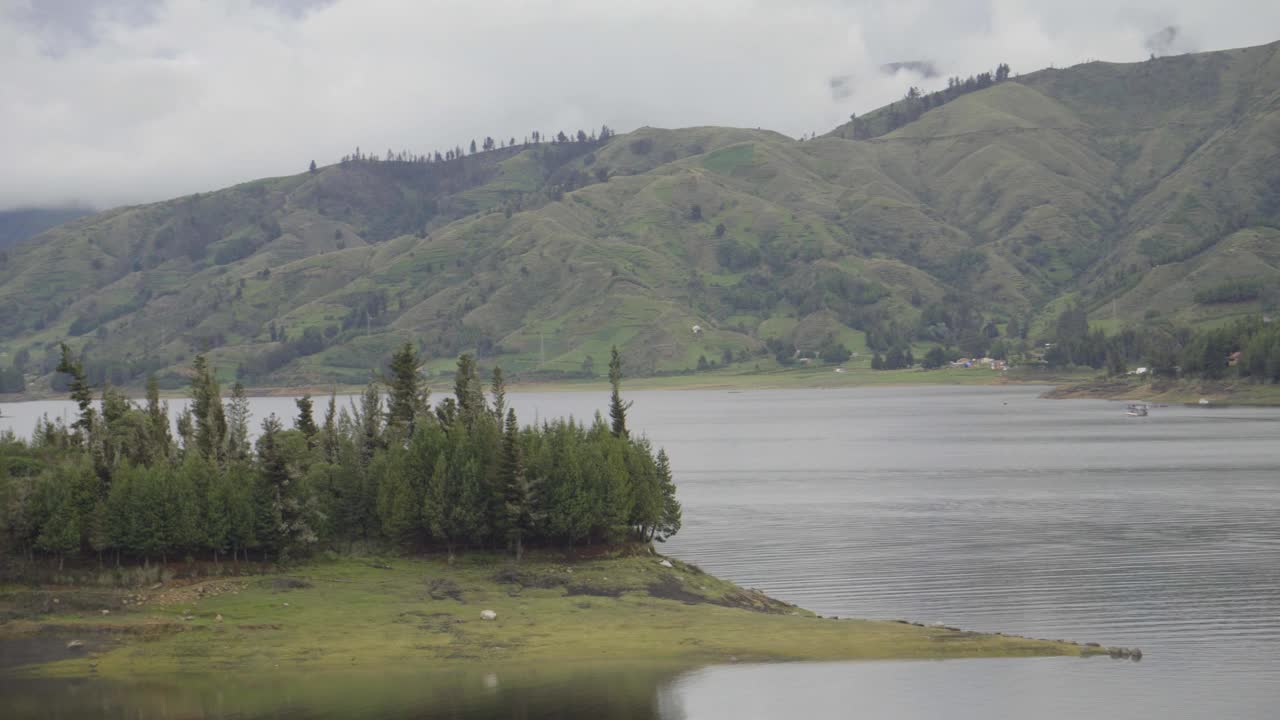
[1042,306,1280,382]
[335,125,616,166]
[842,63,1013,139]
[0,344,680,568]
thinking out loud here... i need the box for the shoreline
[0,367,1089,403]
[1042,377,1280,406]
[7,367,1273,407]
[0,552,1120,679]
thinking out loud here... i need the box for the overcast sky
[2,0,1277,211]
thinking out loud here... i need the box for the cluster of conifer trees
[336,126,616,165]
[1039,307,1280,381]
[0,344,680,568]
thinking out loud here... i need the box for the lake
[2,385,1278,718]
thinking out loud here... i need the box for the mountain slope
[2,42,1278,390]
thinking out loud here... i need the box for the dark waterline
[3,385,1278,718]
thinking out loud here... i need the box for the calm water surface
[2,385,1278,718]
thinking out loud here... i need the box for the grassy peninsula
[0,551,1108,679]
[0,346,1122,680]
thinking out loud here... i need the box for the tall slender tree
[295,394,318,446]
[491,367,507,422]
[225,382,252,462]
[608,346,631,438]
[56,344,94,441]
[386,342,426,436]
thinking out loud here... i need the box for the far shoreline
[4,367,1277,407]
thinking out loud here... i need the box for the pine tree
[376,447,419,544]
[252,415,287,558]
[423,453,452,559]
[56,343,94,441]
[499,409,535,560]
[225,382,252,461]
[145,375,173,464]
[36,477,80,569]
[453,354,486,425]
[321,393,339,464]
[654,450,682,542]
[357,380,383,466]
[87,499,110,568]
[386,342,426,436]
[295,394,319,444]
[608,346,631,438]
[190,356,227,466]
[491,367,507,422]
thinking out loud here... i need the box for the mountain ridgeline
[1,41,1278,391]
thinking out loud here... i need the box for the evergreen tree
[35,476,80,569]
[491,367,507,423]
[500,409,536,560]
[654,449,682,542]
[375,445,419,544]
[386,342,426,436]
[55,344,94,441]
[356,381,384,465]
[190,356,227,466]
[225,382,252,461]
[252,415,287,557]
[87,499,110,568]
[453,354,486,425]
[423,453,453,559]
[321,393,339,464]
[295,394,319,445]
[145,375,173,464]
[608,346,631,438]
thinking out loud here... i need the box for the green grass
[2,553,1106,680]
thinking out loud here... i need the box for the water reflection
[2,664,679,719]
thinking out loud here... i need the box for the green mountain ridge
[2,41,1278,390]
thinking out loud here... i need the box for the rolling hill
[1,41,1278,391]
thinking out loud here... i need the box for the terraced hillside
[1,41,1277,390]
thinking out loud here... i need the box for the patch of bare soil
[426,578,465,602]
[565,582,625,598]
[646,575,706,605]
[491,567,571,589]
[646,574,794,614]
[147,579,248,607]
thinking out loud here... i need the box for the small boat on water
[1126,403,1149,417]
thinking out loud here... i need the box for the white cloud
[1,0,1277,210]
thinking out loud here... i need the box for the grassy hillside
[1,42,1278,391]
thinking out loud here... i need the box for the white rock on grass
[658,559,674,568]
[480,609,498,621]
